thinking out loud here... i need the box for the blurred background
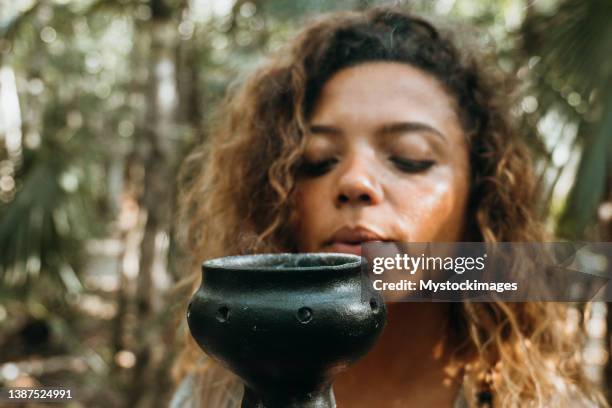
[0,0,611,406]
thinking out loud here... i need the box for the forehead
[310,62,460,126]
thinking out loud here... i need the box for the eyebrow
[308,121,446,141]
[378,121,446,141]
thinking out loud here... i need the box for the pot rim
[202,252,364,272]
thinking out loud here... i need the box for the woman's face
[291,62,470,255]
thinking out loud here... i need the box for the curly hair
[173,7,605,407]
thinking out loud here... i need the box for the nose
[335,155,384,207]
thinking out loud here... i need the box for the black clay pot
[187,253,387,408]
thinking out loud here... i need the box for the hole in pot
[216,306,230,323]
[369,298,379,313]
[296,307,313,324]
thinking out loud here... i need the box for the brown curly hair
[173,7,605,407]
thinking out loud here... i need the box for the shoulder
[169,358,243,408]
[169,371,198,408]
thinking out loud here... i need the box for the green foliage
[559,97,612,238]
[520,0,612,237]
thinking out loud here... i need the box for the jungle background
[0,0,611,406]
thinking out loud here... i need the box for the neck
[368,302,457,371]
[334,302,464,405]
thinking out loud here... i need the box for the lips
[323,226,387,256]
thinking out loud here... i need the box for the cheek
[291,182,327,250]
[390,169,469,241]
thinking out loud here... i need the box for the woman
[170,7,605,408]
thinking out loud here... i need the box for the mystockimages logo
[360,242,611,302]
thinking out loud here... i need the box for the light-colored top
[169,356,471,408]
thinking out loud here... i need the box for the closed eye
[390,157,435,173]
[298,158,338,177]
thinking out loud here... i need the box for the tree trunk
[602,174,612,401]
[127,3,178,406]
